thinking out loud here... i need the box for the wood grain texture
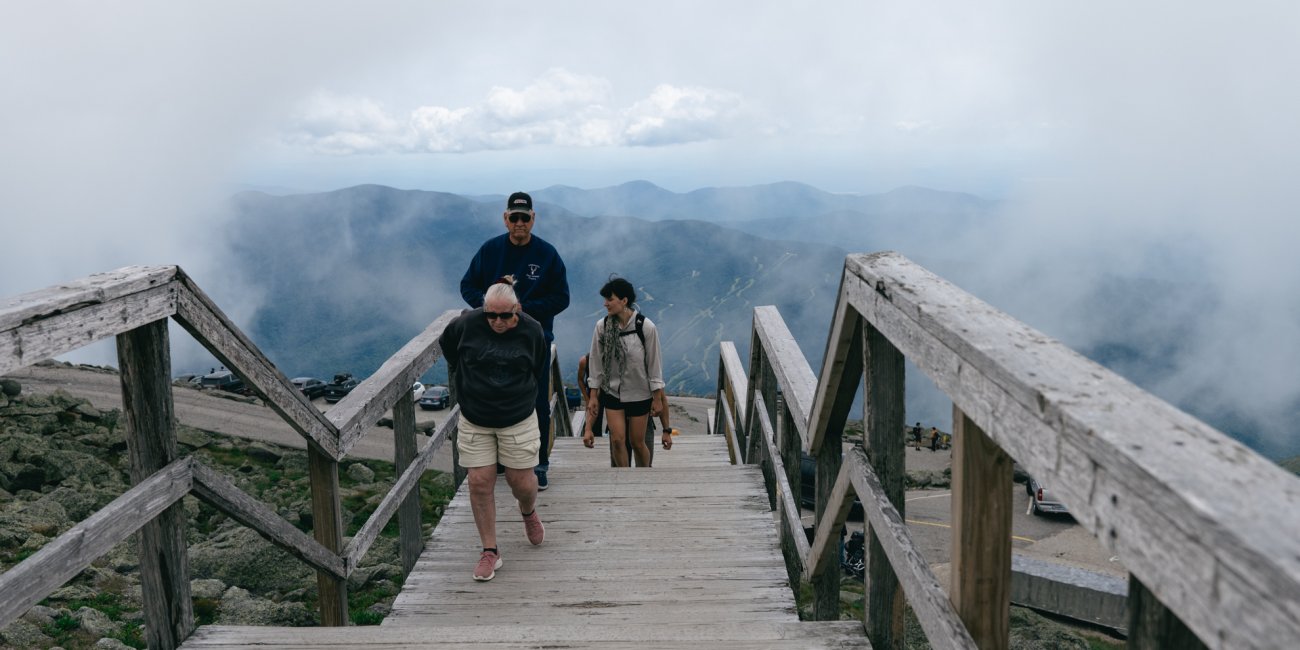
[751,306,817,450]
[863,319,906,649]
[392,388,422,575]
[1,271,178,376]
[846,448,976,650]
[847,251,1300,648]
[345,409,455,571]
[117,319,194,649]
[753,394,811,579]
[173,272,340,458]
[328,310,459,457]
[308,445,348,625]
[949,407,1011,649]
[0,458,192,629]
[190,461,345,580]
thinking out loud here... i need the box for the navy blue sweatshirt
[438,308,548,428]
[459,234,570,339]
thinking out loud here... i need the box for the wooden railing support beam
[864,321,905,649]
[810,312,861,620]
[950,407,1012,649]
[1128,577,1209,649]
[117,319,194,649]
[307,445,348,626]
[393,389,422,575]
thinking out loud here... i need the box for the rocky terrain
[0,378,454,650]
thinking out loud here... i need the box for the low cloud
[283,68,754,154]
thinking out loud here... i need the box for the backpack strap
[618,313,650,373]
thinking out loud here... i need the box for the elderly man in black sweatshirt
[438,279,548,582]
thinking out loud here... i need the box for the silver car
[1026,476,1069,516]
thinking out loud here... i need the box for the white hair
[484,278,519,306]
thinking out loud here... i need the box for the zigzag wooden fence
[0,266,572,649]
[711,251,1300,649]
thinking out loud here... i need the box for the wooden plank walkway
[181,434,870,648]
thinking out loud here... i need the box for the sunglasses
[507,212,532,223]
[484,311,516,320]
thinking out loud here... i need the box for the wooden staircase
[179,435,871,648]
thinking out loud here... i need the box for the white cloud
[283,68,756,154]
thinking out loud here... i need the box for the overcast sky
[3,2,1298,455]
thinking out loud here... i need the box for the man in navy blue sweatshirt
[460,191,570,489]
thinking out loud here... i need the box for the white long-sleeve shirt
[586,311,665,402]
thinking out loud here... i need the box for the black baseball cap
[506,191,533,214]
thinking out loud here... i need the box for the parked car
[323,373,359,403]
[411,381,425,399]
[200,370,246,394]
[418,385,450,410]
[1026,476,1069,516]
[291,377,327,399]
[800,452,865,521]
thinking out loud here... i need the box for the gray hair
[484,277,519,306]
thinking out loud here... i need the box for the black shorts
[598,391,652,417]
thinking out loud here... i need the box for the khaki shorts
[457,412,540,470]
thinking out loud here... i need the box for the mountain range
[219,181,1297,460]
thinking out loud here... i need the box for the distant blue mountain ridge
[221,181,1296,460]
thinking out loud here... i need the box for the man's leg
[504,467,538,516]
[467,465,499,550]
[534,387,551,489]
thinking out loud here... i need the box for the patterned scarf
[598,313,628,395]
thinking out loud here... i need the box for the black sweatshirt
[438,308,548,428]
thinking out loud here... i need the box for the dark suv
[200,370,248,395]
[323,373,359,403]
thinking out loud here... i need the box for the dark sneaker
[523,511,545,545]
[536,469,549,491]
[473,550,502,581]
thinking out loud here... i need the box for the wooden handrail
[326,310,460,457]
[344,408,457,569]
[0,266,477,641]
[752,393,809,575]
[0,265,179,376]
[190,461,346,579]
[0,457,193,626]
[719,251,1300,648]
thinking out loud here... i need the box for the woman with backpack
[581,277,672,467]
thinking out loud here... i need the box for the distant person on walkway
[438,279,548,581]
[581,277,671,466]
[912,422,923,450]
[460,191,570,490]
[579,352,672,467]
[929,427,940,452]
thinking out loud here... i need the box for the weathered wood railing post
[810,313,862,620]
[775,391,803,587]
[307,446,348,625]
[393,389,422,575]
[1128,577,1209,649]
[863,321,905,648]
[447,364,467,489]
[116,318,194,649]
[950,407,1012,649]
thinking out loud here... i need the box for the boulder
[20,604,59,627]
[0,619,53,648]
[189,527,314,594]
[75,606,118,638]
[95,639,135,649]
[176,427,214,449]
[44,485,103,521]
[216,586,313,626]
[190,578,227,600]
[0,378,20,397]
[245,442,283,464]
[347,462,376,484]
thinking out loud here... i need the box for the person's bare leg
[628,414,651,467]
[607,409,630,467]
[504,467,538,514]
[466,465,498,549]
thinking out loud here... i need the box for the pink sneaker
[473,550,502,581]
[523,511,545,545]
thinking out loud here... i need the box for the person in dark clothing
[438,279,548,582]
[460,191,570,490]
